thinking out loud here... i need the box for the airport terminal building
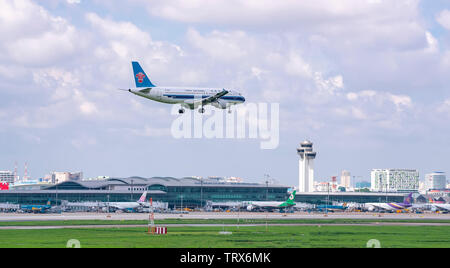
[0,177,290,208]
[0,177,407,208]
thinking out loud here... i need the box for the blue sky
[1,0,450,187]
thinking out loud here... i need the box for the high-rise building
[0,171,14,184]
[340,170,351,189]
[425,172,447,191]
[314,182,330,192]
[297,140,316,192]
[51,172,83,184]
[370,169,419,193]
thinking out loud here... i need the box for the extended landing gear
[178,108,185,114]
[198,107,205,114]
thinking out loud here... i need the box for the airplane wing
[184,89,229,108]
[107,203,123,210]
[251,202,282,208]
[366,203,393,211]
[434,204,450,211]
[108,203,139,210]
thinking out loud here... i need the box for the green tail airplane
[246,191,296,211]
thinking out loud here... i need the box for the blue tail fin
[132,61,156,88]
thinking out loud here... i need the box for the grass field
[0,223,449,248]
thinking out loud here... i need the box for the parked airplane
[106,192,148,212]
[246,191,296,211]
[365,193,413,212]
[205,201,243,211]
[316,204,348,212]
[431,203,450,212]
[293,202,314,211]
[21,200,52,213]
[0,203,20,211]
[121,62,246,114]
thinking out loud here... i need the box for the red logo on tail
[136,72,146,83]
[0,183,9,190]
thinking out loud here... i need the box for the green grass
[0,225,449,248]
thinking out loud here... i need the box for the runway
[0,212,449,222]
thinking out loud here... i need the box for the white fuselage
[107,202,141,210]
[433,204,450,211]
[365,202,409,211]
[245,201,286,211]
[129,87,245,109]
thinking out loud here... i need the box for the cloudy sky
[0,0,449,187]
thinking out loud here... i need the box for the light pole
[264,174,270,201]
[131,179,134,201]
[180,195,184,211]
[200,178,203,210]
[379,175,383,202]
[326,182,330,214]
[107,194,110,214]
[55,183,58,207]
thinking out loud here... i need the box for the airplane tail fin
[286,190,296,205]
[404,193,413,205]
[47,200,51,206]
[138,191,148,203]
[132,61,156,88]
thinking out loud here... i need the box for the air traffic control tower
[297,140,317,192]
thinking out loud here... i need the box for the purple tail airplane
[365,193,413,212]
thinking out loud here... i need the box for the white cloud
[0,0,447,146]
[314,73,344,95]
[285,53,313,78]
[86,13,152,45]
[130,125,172,137]
[0,0,80,66]
[346,90,412,111]
[437,9,450,30]
[424,31,438,54]
[186,28,249,62]
[143,0,426,50]
[436,99,450,115]
[79,101,98,115]
[71,135,97,150]
[143,0,415,26]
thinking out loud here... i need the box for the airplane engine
[212,99,228,109]
[247,205,254,211]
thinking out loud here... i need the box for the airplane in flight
[121,61,246,114]
[365,193,413,212]
[106,192,148,212]
[246,190,297,211]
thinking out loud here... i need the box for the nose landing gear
[198,107,205,114]
[178,108,185,114]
